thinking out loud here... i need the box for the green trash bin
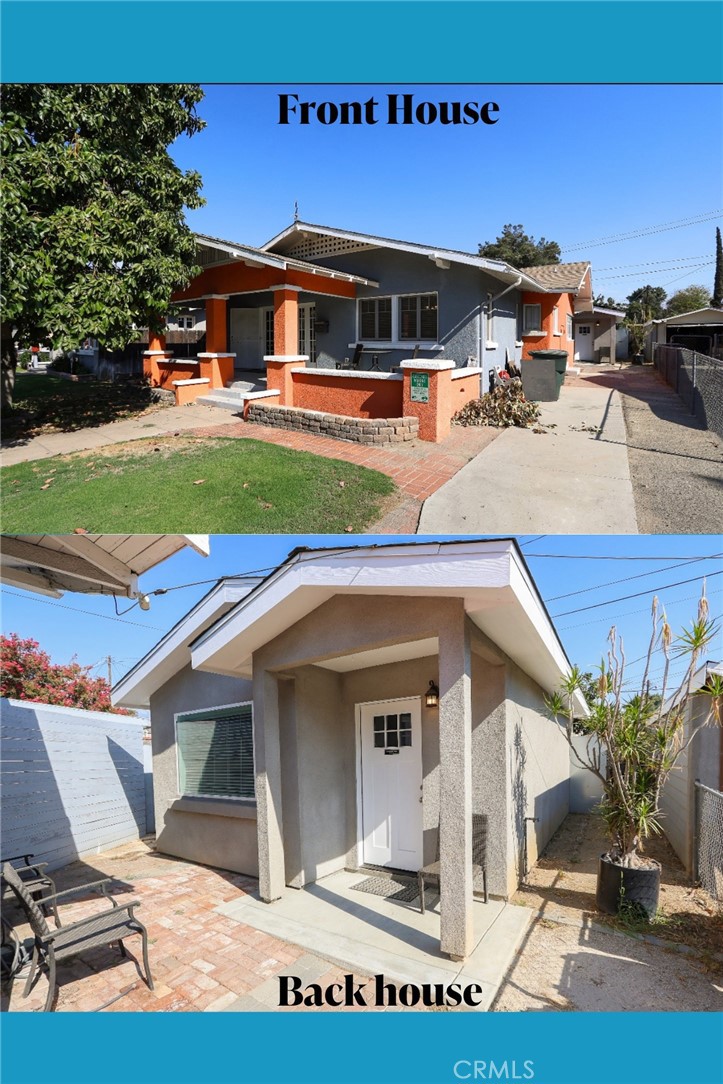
[522,348,569,401]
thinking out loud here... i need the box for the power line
[526,552,722,561]
[596,256,708,271]
[2,591,167,631]
[547,554,721,602]
[561,210,722,252]
[557,586,723,632]
[596,261,714,281]
[551,570,722,619]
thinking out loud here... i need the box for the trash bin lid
[528,349,568,359]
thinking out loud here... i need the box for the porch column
[198,295,235,389]
[438,606,474,960]
[143,319,172,385]
[400,359,455,442]
[252,668,286,902]
[272,285,301,355]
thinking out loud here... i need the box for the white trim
[269,284,303,293]
[263,354,309,363]
[174,700,254,803]
[292,367,402,381]
[173,378,210,387]
[485,341,498,350]
[354,695,422,869]
[143,350,173,357]
[197,353,236,359]
[399,358,455,371]
[451,367,482,380]
[202,294,230,301]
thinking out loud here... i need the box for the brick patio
[1,840,398,1013]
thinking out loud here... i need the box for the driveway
[419,377,637,534]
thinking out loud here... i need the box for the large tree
[1,633,132,714]
[665,284,712,317]
[625,285,667,323]
[478,223,561,268]
[1,84,206,409]
[712,226,723,309]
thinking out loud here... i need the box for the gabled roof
[112,576,263,709]
[519,262,591,292]
[263,221,546,291]
[193,233,377,287]
[182,539,588,717]
[652,306,723,325]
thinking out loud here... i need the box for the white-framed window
[566,314,573,340]
[360,297,392,340]
[358,293,438,343]
[177,315,195,330]
[176,703,254,801]
[552,306,560,335]
[523,304,542,333]
[263,308,274,357]
[399,293,438,340]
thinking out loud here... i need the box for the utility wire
[547,554,721,602]
[561,210,722,252]
[2,591,167,631]
[557,586,723,632]
[551,570,722,619]
[596,261,714,281]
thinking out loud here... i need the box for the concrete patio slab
[216,869,531,1011]
[418,382,638,534]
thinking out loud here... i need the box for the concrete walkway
[0,402,242,467]
[419,380,638,534]
[217,869,531,1011]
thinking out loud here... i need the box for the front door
[298,303,317,365]
[358,697,423,871]
[575,324,594,362]
[229,308,263,371]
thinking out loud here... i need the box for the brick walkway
[1,841,394,1013]
[192,418,500,532]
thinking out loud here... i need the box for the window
[264,309,274,357]
[360,297,392,340]
[552,306,559,335]
[566,314,573,340]
[373,712,413,750]
[358,293,438,342]
[177,315,195,330]
[399,294,438,340]
[176,704,254,800]
[523,304,542,333]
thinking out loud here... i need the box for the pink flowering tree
[0,633,133,714]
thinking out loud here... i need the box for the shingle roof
[519,262,590,291]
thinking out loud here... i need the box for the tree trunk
[1,322,18,412]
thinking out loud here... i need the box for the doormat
[352,875,438,907]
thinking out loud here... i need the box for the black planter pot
[596,854,661,919]
[632,353,645,366]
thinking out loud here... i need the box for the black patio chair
[1,853,59,926]
[1,861,154,1012]
[336,342,364,370]
[417,812,489,914]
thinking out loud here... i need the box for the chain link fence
[694,780,723,902]
[653,343,723,440]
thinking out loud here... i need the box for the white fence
[1,699,147,870]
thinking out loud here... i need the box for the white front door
[358,697,423,871]
[575,324,594,362]
[298,303,316,364]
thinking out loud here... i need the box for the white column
[253,669,286,902]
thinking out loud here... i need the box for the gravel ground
[570,364,723,534]
[493,814,723,1012]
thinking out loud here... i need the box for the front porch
[216,868,531,1009]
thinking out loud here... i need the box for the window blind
[177,704,254,800]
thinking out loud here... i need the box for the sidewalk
[419,378,638,534]
[0,402,242,468]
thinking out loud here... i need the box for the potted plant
[546,590,722,920]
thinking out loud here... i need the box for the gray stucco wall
[149,664,258,875]
[303,247,519,384]
[504,662,570,896]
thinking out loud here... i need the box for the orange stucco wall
[174,381,210,406]
[291,372,403,419]
[521,291,575,362]
[143,355,199,388]
[448,373,483,414]
[171,263,357,304]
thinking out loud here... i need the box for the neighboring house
[77,306,206,378]
[114,539,587,961]
[572,305,626,364]
[518,261,592,362]
[659,660,722,874]
[647,307,723,359]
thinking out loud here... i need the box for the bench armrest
[44,900,142,941]
[38,879,115,905]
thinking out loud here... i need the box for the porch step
[226,379,266,393]
[197,388,280,412]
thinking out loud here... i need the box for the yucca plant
[547,588,722,869]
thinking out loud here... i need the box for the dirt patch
[514,814,722,956]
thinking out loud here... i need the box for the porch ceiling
[315,636,439,673]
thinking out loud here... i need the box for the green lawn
[1,436,397,533]
[2,372,165,440]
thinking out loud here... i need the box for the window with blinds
[399,294,437,340]
[176,704,254,800]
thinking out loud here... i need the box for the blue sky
[2,535,721,701]
[168,84,723,306]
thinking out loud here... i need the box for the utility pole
[106,655,113,686]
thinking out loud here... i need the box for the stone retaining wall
[247,402,419,444]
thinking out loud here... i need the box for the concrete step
[226,379,265,393]
[196,393,247,412]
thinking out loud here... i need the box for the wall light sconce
[425,680,440,708]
